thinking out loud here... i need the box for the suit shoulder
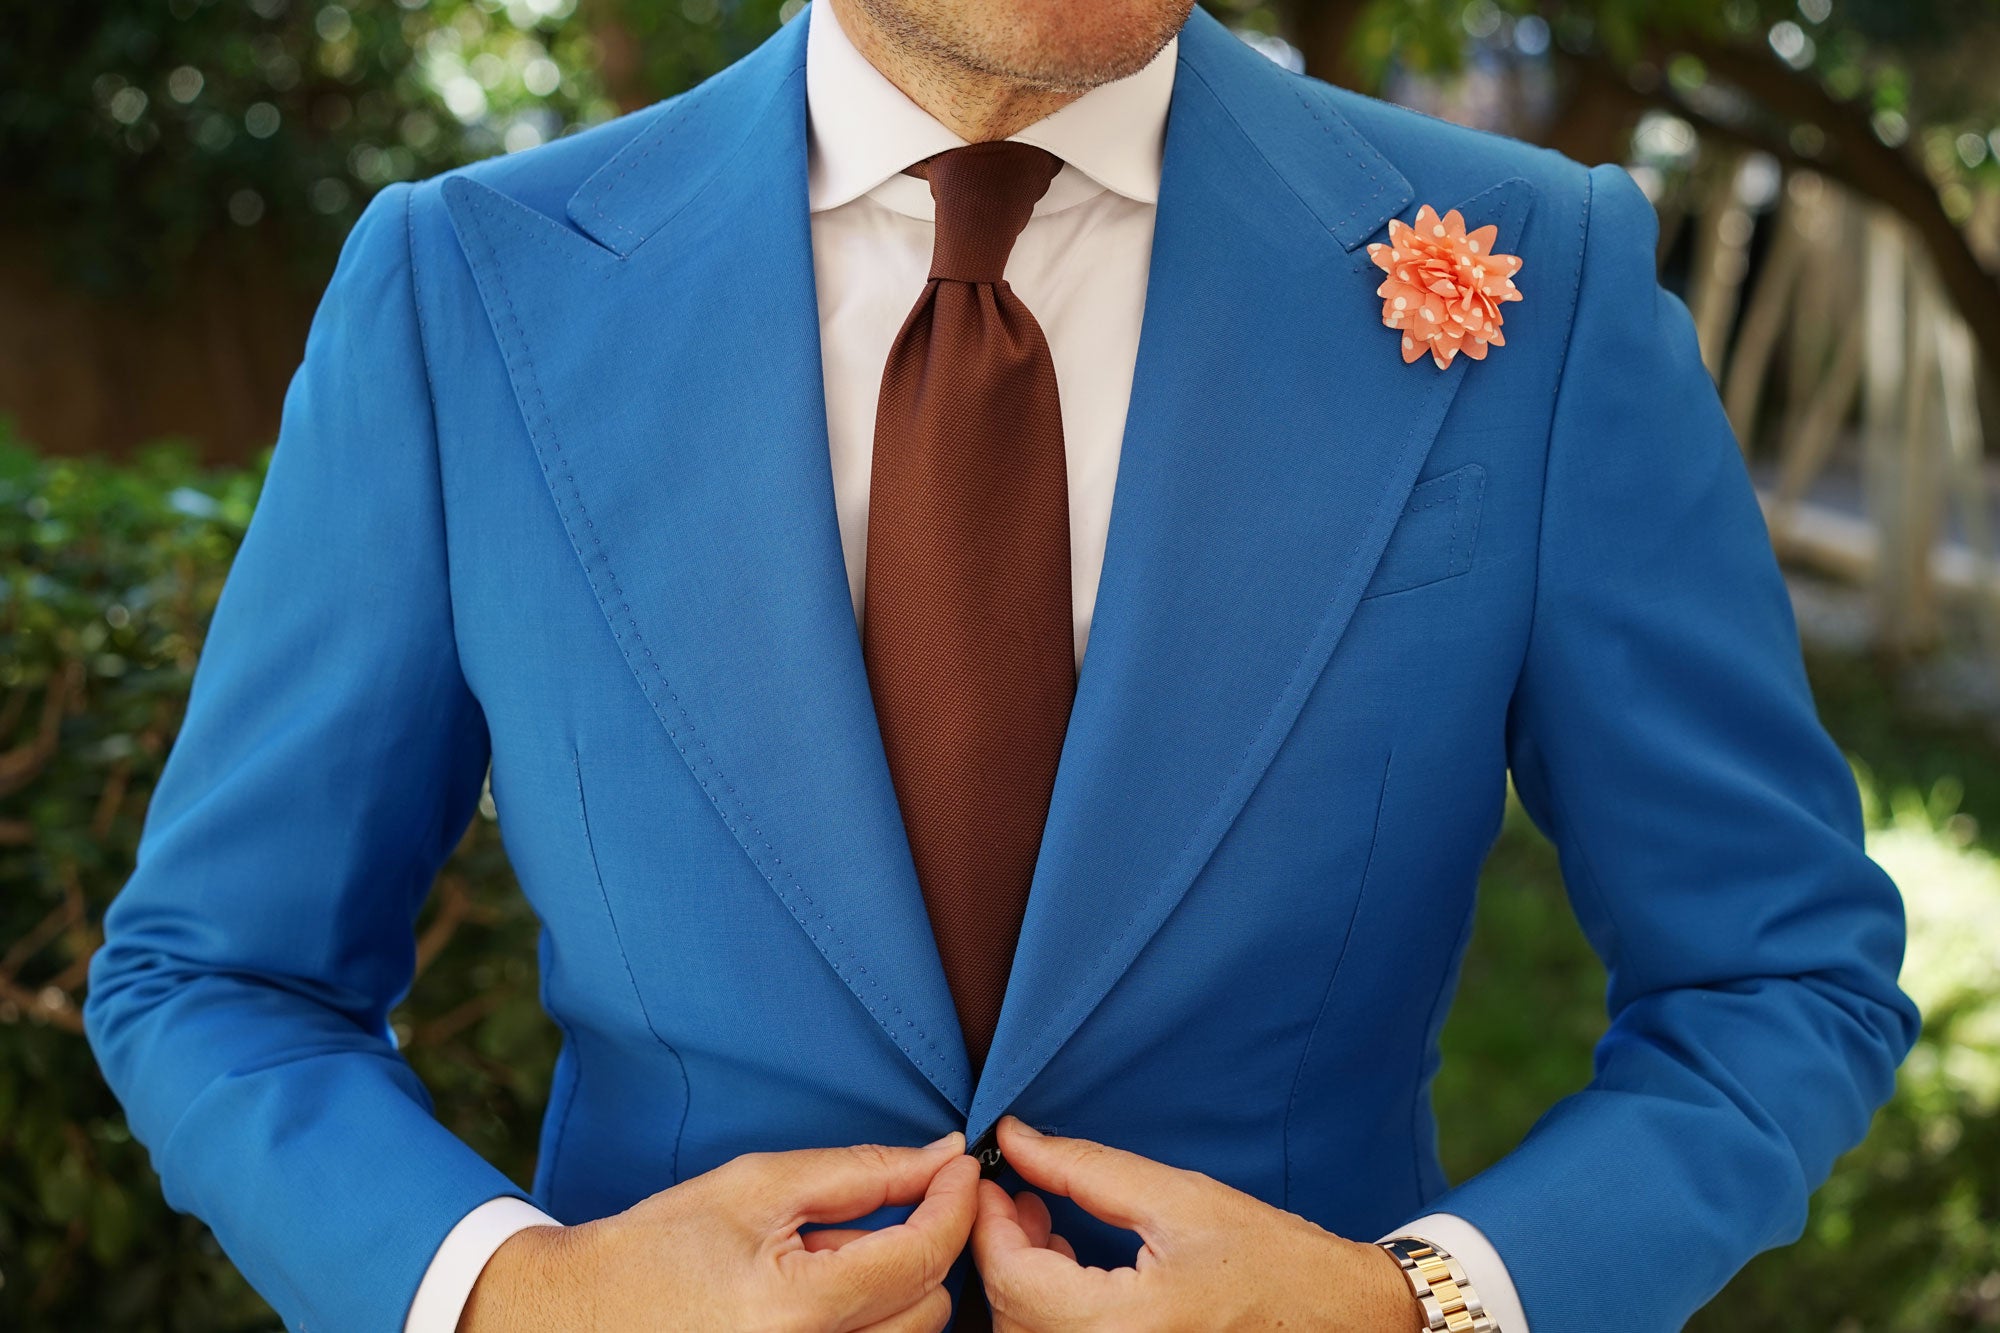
[1310,75,1589,195]
[1303,75,1594,228]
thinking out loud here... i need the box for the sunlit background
[2,1,1998,1328]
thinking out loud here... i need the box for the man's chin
[951,0,1193,94]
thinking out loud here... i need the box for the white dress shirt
[406,2,1530,1328]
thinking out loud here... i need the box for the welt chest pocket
[1359,461,1486,600]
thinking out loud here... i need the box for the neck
[825,0,1085,142]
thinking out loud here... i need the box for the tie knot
[912,141,1062,284]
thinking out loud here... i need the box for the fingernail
[1010,1118,1041,1137]
[925,1131,963,1149]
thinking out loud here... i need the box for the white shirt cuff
[1378,1212,1530,1333]
[408,1202,1520,1331]
[405,1195,564,1333]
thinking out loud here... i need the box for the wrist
[457,1223,571,1333]
[1357,1237,1428,1331]
[1375,1236,1498,1333]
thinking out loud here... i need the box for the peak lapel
[968,7,1536,1130]
[442,12,977,1113]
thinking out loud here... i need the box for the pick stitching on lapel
[439,0,1538,1133]
[963,10,1538,1132]
[442,11,982,1115]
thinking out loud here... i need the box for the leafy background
[3,0,1997,1327]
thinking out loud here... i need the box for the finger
[1046,1232,1076,1262]
[971,1177,1121,1328]
[814,1152,981,1329]
[849,1284,953,1333]
[968,1179,1033,1259]
[756,1133,966,1228]
[801,1227,874,1252]
[1012,1190,1053,1250]
[993,1116,1196,1237]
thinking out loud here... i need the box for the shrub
[2,429,1994,1328]
[0,428,552,1329]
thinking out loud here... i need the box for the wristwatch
[1376,1236,1501,1333]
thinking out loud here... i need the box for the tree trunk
[581,0,651,114]
[1666,35,2000,390]
[1283,1,2000,386]
[1290,0,1378,91]
[1540,52,1647,168]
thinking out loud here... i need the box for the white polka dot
[1423,308,1437,321]
[1468,239,1480,252]
[1403,336,1415,350]
[1433,224,1446,238]
[1394,297,1408,311]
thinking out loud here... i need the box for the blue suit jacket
[84,6,1920,1331]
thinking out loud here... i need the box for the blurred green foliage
[0,0,823,301]
[0,0,620,297]
[11,0,1998,302]
[1360,0,2000,95]
[1442,762,2000,1330]
[0,436,273,1325]
[5,0,1999,1325]
[0,428,553,1328]
[2,429,1995,1327]
[1342,0,2000,224]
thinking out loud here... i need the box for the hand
[968,1117,1422,1333]
[459,1131,978,1333]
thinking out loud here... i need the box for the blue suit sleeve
[82,181,535,1333]
[1405,163,1921,1332]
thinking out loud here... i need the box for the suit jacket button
[970,1127,1003,1179]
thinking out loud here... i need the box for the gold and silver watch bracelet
[1376,1236,1501,1333]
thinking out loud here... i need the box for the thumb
[991,1117,1197,1238]
[759,1132,966,1226]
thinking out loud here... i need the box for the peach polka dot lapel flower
[1368,204,1524,370]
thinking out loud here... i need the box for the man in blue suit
[84,0,1919,1329]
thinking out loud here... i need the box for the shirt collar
[804,0,1177,217]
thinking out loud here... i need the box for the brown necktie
[862,139,1075,1094]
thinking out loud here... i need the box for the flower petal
[1380,206,1522,368]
